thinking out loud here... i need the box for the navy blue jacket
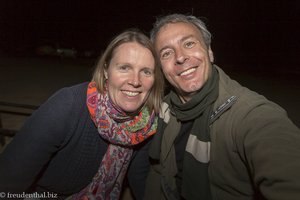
[0,82,151,199]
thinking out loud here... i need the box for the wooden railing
[0,101,38,146]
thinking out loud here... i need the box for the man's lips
[178,67,197,76]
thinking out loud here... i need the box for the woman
[0,30,164,199]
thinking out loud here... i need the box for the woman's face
[105,42,155,113]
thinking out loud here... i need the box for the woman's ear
[104,70,108,79]
[208,46,214,63]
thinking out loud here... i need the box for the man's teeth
[123,91,139,96]
[180,68,196,76]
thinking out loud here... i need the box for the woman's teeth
[123,91,139,96]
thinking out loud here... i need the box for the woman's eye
[119,65,129,71]
[142,69,153,76]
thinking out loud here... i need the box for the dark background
[0,0,300,127]
[1,0,300,70]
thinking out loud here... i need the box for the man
[144,14,300,200]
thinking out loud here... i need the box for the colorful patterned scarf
[73,81,157,200]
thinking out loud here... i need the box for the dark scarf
[169,65,219,141]
[73,82,157,200]
[150,66,219,200]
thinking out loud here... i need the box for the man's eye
[184,41,196,48]
[161,50,173,59]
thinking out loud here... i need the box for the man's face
[154,22,214,102]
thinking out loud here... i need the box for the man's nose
[175,49,189,65]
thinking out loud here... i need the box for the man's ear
[208,46,214,63]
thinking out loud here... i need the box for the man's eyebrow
[158,45,172,55]
[180,35,196,43]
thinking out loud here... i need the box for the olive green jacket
[145,66,300,200]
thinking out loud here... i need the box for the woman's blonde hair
[92,29,164,113]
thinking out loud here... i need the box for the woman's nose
[128,73,141,87]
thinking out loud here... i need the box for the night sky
[1,0,300,69]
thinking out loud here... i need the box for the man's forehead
[155,22,202,47]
